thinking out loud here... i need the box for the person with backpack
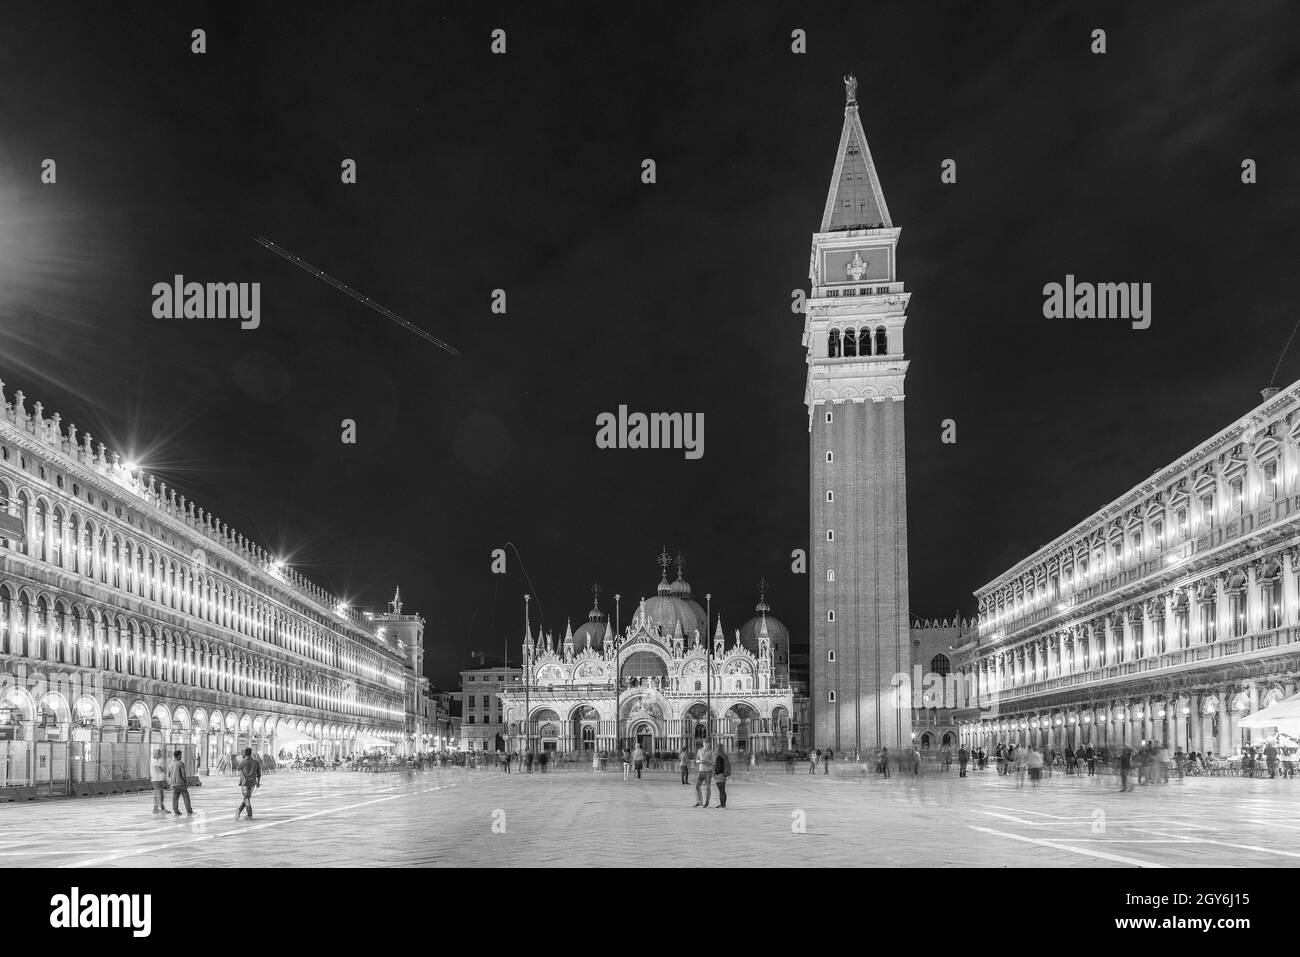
[714,747,733,809]
[168,750,193,815]
[235,747,262,821]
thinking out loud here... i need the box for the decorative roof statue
[844,73,858,106]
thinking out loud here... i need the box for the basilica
[500,555,797,755]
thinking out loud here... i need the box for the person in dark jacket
[714,747,733,809]
[168,750,193,815]
[1118,746,1134,792]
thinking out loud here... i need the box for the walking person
[880,746,891,778]
[503,751,512,774]
[809,748,819,774]
[1085,744,1096,776]
[235,747,262,821]
[622,746,632,781]
[693,740,715,808]
[679,745,690,785]
[714,746,732,809]
[1118,745,1134,792]
[150,748,169,815]
[823,747,831,775]
[633,743,645,780]
[1027,747,1044,788]
[168,750,193,816]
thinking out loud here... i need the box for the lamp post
[614,593,621,753]
[706,592,712,746]
[522,593,531,758]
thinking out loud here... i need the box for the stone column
[1284,551,1299,627]
[1246,562,1260,635]
[1216,687,1230,757]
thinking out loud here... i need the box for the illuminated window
[827,530,835,542]
[827,610,836,622]
[828,691,836,703]
[827,650,835,662]
[826,451,834,463]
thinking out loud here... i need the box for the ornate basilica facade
[953,382,1300,757]
[501,557,798,755]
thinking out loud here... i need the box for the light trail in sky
[255,236,459,355]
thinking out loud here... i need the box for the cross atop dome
[390,587,402,614]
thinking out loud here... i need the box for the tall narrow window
[827,650,836,663]
[826,530,835,542]
[826,451,833,463]
[826,569,835,582]
[874,326,888,355]
[859,327,873,355]
[826,490,834,502]
[1265,576,1283,629]
[1264,460,1279,501]
[828,328,841,358]
[825,411,833,424]
[827,610,836,622]
[843,327,857,357]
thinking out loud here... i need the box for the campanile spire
[805,75,912,755]
[820,73,892,233]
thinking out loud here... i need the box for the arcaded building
[0,380,425,786]
[953,383,1300,757]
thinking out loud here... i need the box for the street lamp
[705,592,712,746]
[614,593,623,752]
[522,593,531,758]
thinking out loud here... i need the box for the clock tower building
[805,75,912,754]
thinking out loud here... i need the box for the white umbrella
[271,725,318,748]
[1239,692,1300,729]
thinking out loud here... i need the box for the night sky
[1,2,1297,690]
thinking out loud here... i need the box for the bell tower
[805,74,912,754]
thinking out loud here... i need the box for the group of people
[148,747,263,820]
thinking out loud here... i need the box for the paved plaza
[1,765,1297,868]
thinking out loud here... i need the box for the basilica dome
[573,605,609,650]
[738,593,790,657]
[640,561,709,640]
